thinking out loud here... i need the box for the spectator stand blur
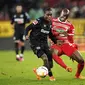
[0,0,85,50]
[0,0,85,20]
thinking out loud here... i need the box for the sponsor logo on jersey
[41,29,49,34]
[14,18,24,23]
[56,28,66,33]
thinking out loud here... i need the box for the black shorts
[13,32,25,42]
[30,40,52,61]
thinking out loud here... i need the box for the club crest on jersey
[14,15,16,18]
[20,14,24,18]
[33,20,38,25]
[44,24,46,27]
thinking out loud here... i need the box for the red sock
[52,54,67,69]
[75,63,84,77]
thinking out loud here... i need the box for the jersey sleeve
[24,12,30,23]
[25,19,40,36]
[67,24,75,43]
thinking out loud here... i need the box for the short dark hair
[62,8,70,14]
[16,3,23,7]
[44,7,52,13]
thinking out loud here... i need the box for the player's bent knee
[79,58,84,64]
[41,54,48,61]
[19,41,25,46]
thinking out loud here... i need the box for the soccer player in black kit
[25,8,56,81]
[11,4,30,61]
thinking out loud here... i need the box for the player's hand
[25,35,29,40]
[62,31,68,36]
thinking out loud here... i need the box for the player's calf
[41,54,55,80]
[70,50,85,79]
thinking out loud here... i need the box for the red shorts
[51,43,77,56]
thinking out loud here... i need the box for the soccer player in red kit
[51,8,85,79]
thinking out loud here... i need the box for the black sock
[48,70,53,77]
[15,43,19,55]
[21,46,25,54]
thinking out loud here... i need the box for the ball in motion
[36,66,48,78]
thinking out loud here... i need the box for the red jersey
[52,18,74,43]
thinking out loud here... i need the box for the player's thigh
[50,44,63,56]
[13,32,20,43]
[44,46,53,61]
[19,34,25,46]
[20,34,25,42]
[70,50,84,63]
[44,48,53,68]
[61,43,84,63]
[30,43,44,58]
[62,43,77,56]
[44,45,52,57]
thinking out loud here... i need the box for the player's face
[16,6,22,13]
[44,11,52,22]
[59,11,69,22]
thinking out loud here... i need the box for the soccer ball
[36,66,48,78]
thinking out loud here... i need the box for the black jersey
[25,17,56,43]
[11,12,30,34]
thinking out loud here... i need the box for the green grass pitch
[0,50,85,85]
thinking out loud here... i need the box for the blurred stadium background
[0,1,85,85]
[0,0,85,50]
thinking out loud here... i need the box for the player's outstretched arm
[25,19,40,36]
[25,24,33,36]
[24,12,31,23]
